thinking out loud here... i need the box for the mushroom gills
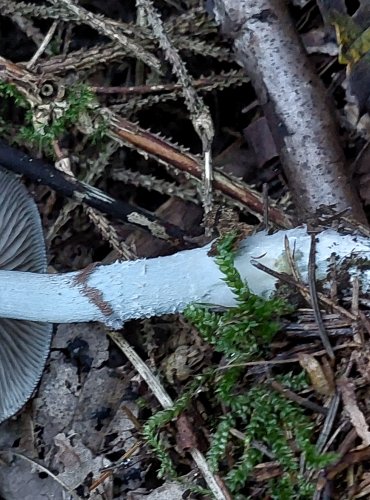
[0,168,52,423]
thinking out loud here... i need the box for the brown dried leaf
[298,353,335,396]
[176,414,198,452]
[214,138,257,179]
[338,377,370,446]
[243,117,278,167]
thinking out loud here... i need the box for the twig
[284,236,303,285]
[269,379,328,415]
[251,260,357,322]
[91,71,249,95]
[90,441,143,491]
[217,343,359,368]
[108,112,292,227]
[230,429,276,460]
[315,393,341,454]
[26,20,58,69]
[0,141,185,243]
[308,233,335,359]
[351,276,360,317]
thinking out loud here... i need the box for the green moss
[144,232,336,497]
[0,81,30,108]
[0,81,107,153]
[20,84,102,147]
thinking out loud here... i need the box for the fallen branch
[0,141,185,243]
[213,0,367,224]
[1,226,369,327]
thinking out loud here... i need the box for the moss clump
[0,82,107,153]
[144,232,335,497]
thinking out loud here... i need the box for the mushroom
[0,168,52,423]
[1,168,370,422]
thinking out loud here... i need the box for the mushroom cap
[0,168,52,423]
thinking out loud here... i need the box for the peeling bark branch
[213,0,367,224]
[0,227,369,326]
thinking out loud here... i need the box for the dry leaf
[338,377,370,447]
[243,117,278,168]
[298,353,335,396]
[176,414,198,452]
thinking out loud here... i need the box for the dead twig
[26,20,58,69]
[213,0,367,224]
[269,379,328,415]
[308,233,335,359]
[0,141,185,243]
[251,260,357,322]
[108,112,292,227]
[315,393,341,454]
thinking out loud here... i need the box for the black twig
[251,260,356,321]
[308,233,335,360]
[269,379,328,415]
[0,141,186,243]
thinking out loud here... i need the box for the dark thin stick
[284,236,302,284]
[0,141,185,243]
[251,260,356,321]
[308,233,335,360]
[315,393,340,453]
[269,379,328,415]
[351,276,360,317]
[262,183,269,230]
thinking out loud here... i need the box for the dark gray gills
[0,168,52,422]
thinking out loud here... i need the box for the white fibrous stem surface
[0,227,369,327]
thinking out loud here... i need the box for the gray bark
[213,0,367,224]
